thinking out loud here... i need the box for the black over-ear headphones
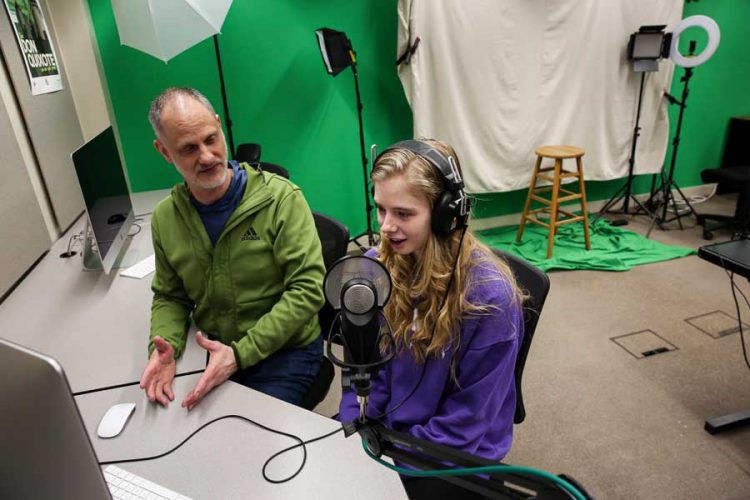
[374,140,470,237]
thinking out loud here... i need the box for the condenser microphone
[324,255,393,419]
[339,277,381,370]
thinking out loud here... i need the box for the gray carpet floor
[314,193,750,500]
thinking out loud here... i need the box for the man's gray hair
[148,87,216,135]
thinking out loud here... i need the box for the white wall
[46,0,109,141]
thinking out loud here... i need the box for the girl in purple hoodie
[339,139,526,499]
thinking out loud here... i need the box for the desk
[76,373,406,499]
[0,189,407,497]
[0,190,204,392]
[698,239,750,434]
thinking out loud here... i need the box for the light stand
[213,35,235,159]
[645,42,700,237]
[597,25,669,226]
[316,28,377,250]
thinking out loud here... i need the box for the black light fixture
[316,28,354,76]
[597,25,671,226]
[315,28,376,249]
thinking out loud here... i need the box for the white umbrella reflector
[111,0,233,62]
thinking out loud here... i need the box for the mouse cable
[98,414,344,484]
[72,369,205,397]
[127,222,142,237]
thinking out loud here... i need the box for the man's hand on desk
[140,336,176,407]
[181,331,238,411]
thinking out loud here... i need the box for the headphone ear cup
[431,191,457,237]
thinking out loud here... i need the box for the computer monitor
[71,126,136,273]
[0,337,112,499]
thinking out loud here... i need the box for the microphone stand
[343,419,591,499]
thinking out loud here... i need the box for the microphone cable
[362,440,589,500]
[98,414,345,484]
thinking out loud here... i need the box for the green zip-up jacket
[149,164,326,369]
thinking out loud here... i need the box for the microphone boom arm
[342,419,591,500]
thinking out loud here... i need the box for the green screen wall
[88,1,750,234]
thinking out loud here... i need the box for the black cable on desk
[98,414,345,485]
[72,369,205,397]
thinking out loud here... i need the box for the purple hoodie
[339,248,523,462]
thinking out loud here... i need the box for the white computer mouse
[97,402,136,439]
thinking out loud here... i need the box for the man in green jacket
[139,87,326,410]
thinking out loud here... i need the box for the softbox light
[315,28,353,77]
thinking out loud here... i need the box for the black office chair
[313,212,350,340]
[492,249,550,424]
[697,166,750,240]
[299,212,350,411]
[235,142,290,179]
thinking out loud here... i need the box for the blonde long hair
[373,139,524,363]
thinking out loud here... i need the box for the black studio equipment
[598,16,721,235]
[323,256,591,499]
[597,25,671,226]
[315,28,377,250]
[644,15,721,236]
[324,255,394,418]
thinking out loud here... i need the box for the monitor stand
[81,219,140,272]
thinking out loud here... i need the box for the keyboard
[120,254,156,279]
[104,464,193,500]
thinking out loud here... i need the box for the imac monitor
[0,337,112,499]
[71,126,135,273]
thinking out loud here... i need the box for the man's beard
[195,162,228,190]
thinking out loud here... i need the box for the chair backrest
[313,212,350,340]
[492,248,550,424]
[235,143,261,163]
[235,143,290,179]
[300,213,349,411]
[258,161,290,179]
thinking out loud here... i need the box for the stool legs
[546,158,562,259]
[576,157,591,250]
[516,155,542,243]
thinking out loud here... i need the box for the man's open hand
[140,336,177,406]
[182,331,238,411]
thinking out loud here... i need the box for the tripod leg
[517,155,542,243]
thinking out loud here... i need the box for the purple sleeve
[408,281,522,455]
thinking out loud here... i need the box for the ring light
[669,15,720,68]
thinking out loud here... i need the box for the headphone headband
[374,139,469,236]
[384,140,464,192]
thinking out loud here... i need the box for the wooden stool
[516,145,591,258]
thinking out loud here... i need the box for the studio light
[315,28,377,248]
[315,28,354,77]
[627,25,672,72]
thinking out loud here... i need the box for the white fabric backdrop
[397,0,683,193]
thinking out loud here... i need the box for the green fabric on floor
[477,217,696,272]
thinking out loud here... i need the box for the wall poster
[2,0,63,95]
